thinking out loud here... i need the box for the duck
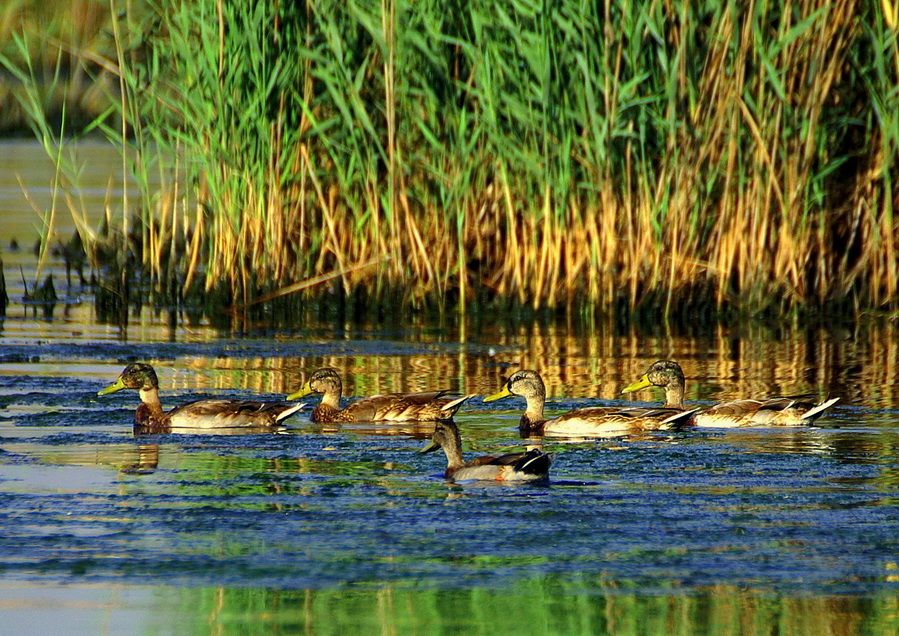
[286,367,476,423]
[419,420,551,482]
[98,363,305,433]
[483,370,695,437]
[621,359,840,427]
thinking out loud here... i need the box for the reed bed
[0,0,117,132]
[2,0,897,316]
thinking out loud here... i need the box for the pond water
[1,141,898,634]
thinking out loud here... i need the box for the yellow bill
[97,376,126,396]
[483,384,512,403]
[621,374,653,394]
[286,381,313,401]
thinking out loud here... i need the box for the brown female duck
[98,363,305,433]
[420,420,551,482]
[621,360,839,427]
[286,367,475,423]
[484,370,694,437]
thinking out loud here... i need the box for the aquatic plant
[1,0,897,317]
[0,0,117,132]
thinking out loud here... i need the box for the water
[1,141,899,634]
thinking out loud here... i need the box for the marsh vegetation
[2,0,898,318]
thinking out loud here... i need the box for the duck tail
[517,449,552,476]
[276,402,306,422]
[800,397,839,421]
[660,408,699,429]
[440,393,477,415]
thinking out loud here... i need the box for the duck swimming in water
[484,370,695,437]
[420,420,551,482]
[621,359,839,427]
[98,363,305,433]
[286,367,475,423]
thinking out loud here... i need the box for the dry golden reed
[2,0,897,315]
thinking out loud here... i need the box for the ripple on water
[1,299,899,632]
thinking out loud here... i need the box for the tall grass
[2,0,898,316]
[0,0,117,132]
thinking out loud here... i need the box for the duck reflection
[716,428,896,465]
[309,421,438,438]
[133,425,290,437]
[119,444,159,474]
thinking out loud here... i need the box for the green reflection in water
[141,580,899,635]
[2,580,896,635]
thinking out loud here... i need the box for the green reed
[1,0,897,316]
[0,0,116,132]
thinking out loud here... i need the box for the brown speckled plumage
[484,370,695,437]
[99,363,304,434]
[420,420,551,482]
[622,360,839,427]
[288,368,475,423]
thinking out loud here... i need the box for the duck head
[622,360,684,393]
[622,360,686,409]
[98,363,159,396]
[483,369,545,403]
[286,367,343,401]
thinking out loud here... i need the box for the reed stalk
[1,0,897,316]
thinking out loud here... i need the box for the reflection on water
[3,318,896,409]
[1,580,897,635]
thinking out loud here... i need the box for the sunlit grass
[0,0,116,132]
[1,0,897,316]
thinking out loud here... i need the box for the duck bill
[97,377,126,396]
[286,381,313,401]
[483,385,512,403]
[419,440,440,454]
[621,374,653,394]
